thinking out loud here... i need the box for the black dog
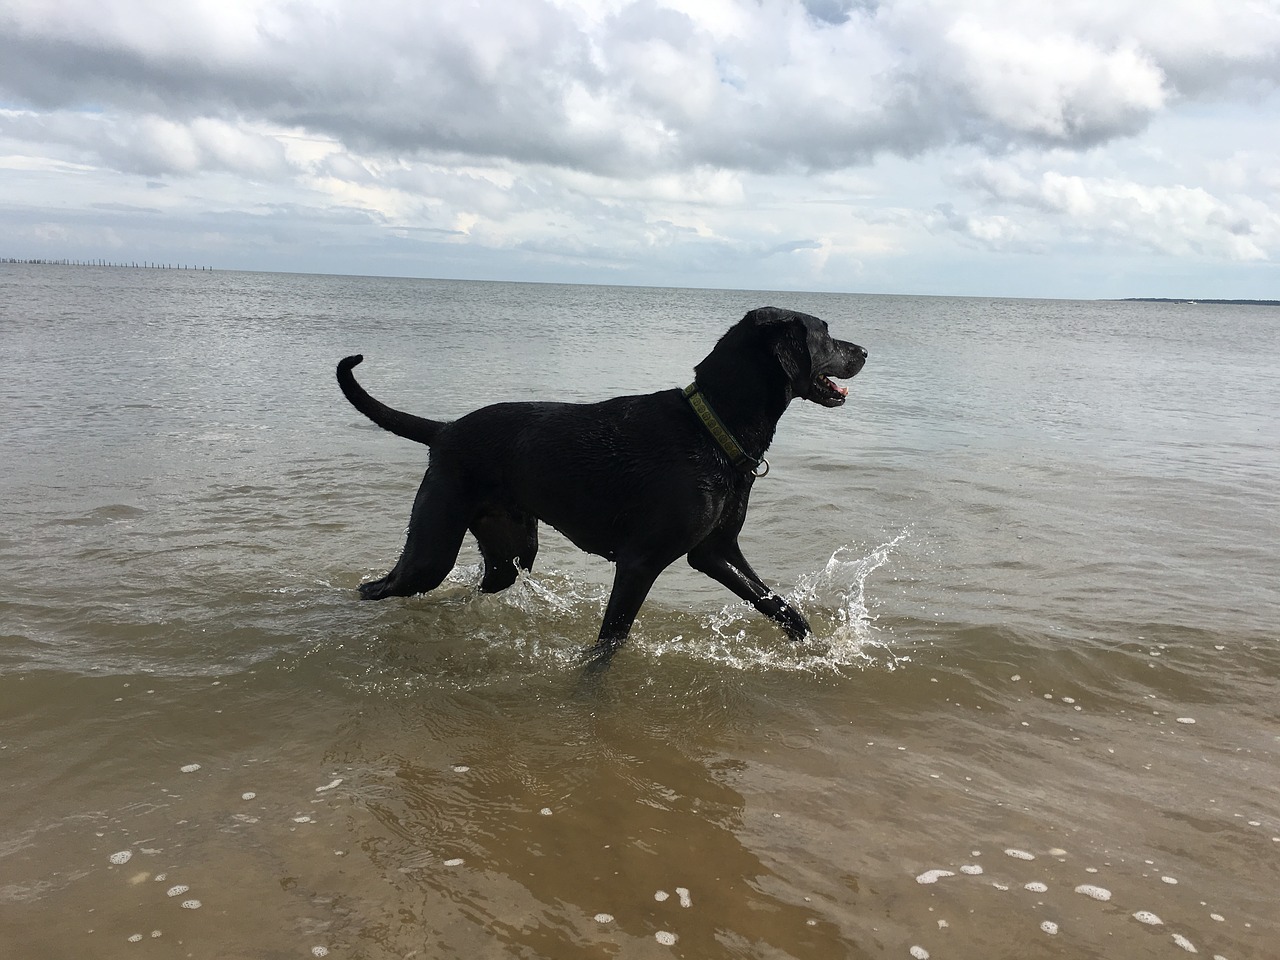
[337,306,866,662]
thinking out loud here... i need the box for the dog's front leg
[581,557,668,665]
[688,539,811,641]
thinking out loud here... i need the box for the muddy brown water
[3,265,1277,958]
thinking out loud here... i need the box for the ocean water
[2,263,1278,959]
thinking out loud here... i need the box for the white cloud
[953,157,1276,260]
[943,23,1167,141]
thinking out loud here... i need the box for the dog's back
[430,390,724,560]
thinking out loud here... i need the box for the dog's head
[747,306,867,407]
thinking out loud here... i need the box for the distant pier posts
[1,257,214,271]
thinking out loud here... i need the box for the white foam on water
[910,947,930,959]
[539,807,553,816]
[166,885,189,897]
[311,947,329,957]
[960,864,983,875]
[594,913,613,923]
[1040,921,1059,935]
[180,764,201,773]
[1075,884,1112,901]
[915,870,955,884]
[154,873,166,881]
[180,899,201,909]
[1172,933,1197,952]
[241,792,256,800]
[1004,848,1035,860]
[1048,848,1067,856]
[315,779,343,792]
[655,931,677,945]
[109,850,132,865]
[676,887,691,908]
[654,890,669,902]
[452,765,470,773]
[292,816,313,823]
[127,933,142,942]
[1133,911,1163,925]
[1176,717,1196,724]
[443,858,464,867]
[1024,882,1048,893]
[1210,913,1224,922]
[150,931,161,939]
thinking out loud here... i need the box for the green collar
[682,382,770,477]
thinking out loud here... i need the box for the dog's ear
[771,319,811,389]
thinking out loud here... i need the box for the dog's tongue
[823,375,848,397]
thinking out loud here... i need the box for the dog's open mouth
[809,373,850,407]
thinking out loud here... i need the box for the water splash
[503,567,605,619]
[654,528,912,673]
[344,529,911,684]
[794,529,910,659]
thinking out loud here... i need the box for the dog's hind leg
[471,512,539,593]
[688,537,811,641]
[360,470,471,600]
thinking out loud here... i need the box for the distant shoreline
[1117,298,1280,307]
[2,260,1276,303]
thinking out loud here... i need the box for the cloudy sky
[2,0,1279,298]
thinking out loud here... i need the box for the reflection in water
[336,679,869,958]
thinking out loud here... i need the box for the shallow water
[2,264,1278,958]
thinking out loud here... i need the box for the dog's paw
[777,605,811,642]
[358,577,393,600]
[579,637,623,667]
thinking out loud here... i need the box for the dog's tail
[336,355,443,446]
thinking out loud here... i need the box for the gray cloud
[4,0,1277,180]
[90,201,162,214]
[0,108,295,179]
